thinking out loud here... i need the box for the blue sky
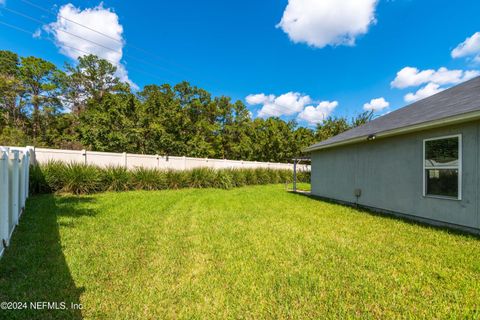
[1,0,479,127]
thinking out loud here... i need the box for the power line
[0,20,32,35]
[0,19,168,84]
[3,7,120,53]
[20,0,188,71]
[2,6,184,77]
[22,0,122,44]
[61,44,168,83]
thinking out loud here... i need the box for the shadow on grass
[290,191,480,239]
[0,194,97,320]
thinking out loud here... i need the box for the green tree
[175,82,218,158]
[315,116,350,142]
[20,56,64,142]
[136,84,185,155]
[352,110,374,127]
[293,126,315,155]
[0,49,375,162]
[220,100,254,160]
[64,54,123,113]
[78,91,138,152]
[0,51,24,129]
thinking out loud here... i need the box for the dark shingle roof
[306,76,480,151]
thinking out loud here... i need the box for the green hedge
[30,161,310,195]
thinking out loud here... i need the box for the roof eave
[304,109,480,153]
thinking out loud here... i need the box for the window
[423,135,461,199]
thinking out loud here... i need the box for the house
[305,76,480,234]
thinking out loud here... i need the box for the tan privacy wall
[31,148,310,171]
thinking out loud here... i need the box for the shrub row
[30,161,310,195]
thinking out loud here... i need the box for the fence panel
[127,154,158,170]
[0,148,9,256]
[86,151,125,168]
[32,147,310,171]
[35,148,85,164]
[0,147,31,259]
[8,150,19,235]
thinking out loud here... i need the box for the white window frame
[422,134,462,200]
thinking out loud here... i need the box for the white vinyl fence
[30,148,310,171]
[0,146,32,259]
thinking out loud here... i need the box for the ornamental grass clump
[244,169,258,185]
[165,170,189,189]
[42,160,67,192]
[62,162,101,195]
[213,169,234,189]
[101,166,132,192]
[130,167,167,191]
[188,168,217,188]
[254,168,270,184]
[29,163,49,194]
[30,162,306,195]
[228,169,247,188]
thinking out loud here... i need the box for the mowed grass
[0,185,479,319]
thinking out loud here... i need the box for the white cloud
[363,97,389,111]
[32,29,41,39]
[246,92,312,117]
[0,0,5,5]
[45,3,137,89]
[245,93,273,106]
[404,83,443,103]
[277,0,378,48]
[297,101,338,125]
[451,32,480,62]
[391,67,479,89]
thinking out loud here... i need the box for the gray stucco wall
[310,120,480,231]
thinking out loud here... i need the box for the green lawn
[0,185,479,319]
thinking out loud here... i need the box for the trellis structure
[292,156,311,192]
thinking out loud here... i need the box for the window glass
[425,137,459,167]
[425,169,458,198]
[424,136,460,198]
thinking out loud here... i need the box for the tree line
[0,50,373,162]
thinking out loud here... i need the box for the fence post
[18,152,25,215]
[9,150,19,229]
[293,160,297,192]
[81,149,87,165]
[24,149,31,199]
[183,156,186,170]
[27,145,36,165]
[122,152,127,168]
[0,149,8,251]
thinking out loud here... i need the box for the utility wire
[0,20,32,35]
[20,0,188,71]
[0,20,168,83]
[3,7,120,52]
[22,0,122,44]
[2,7,184,77]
